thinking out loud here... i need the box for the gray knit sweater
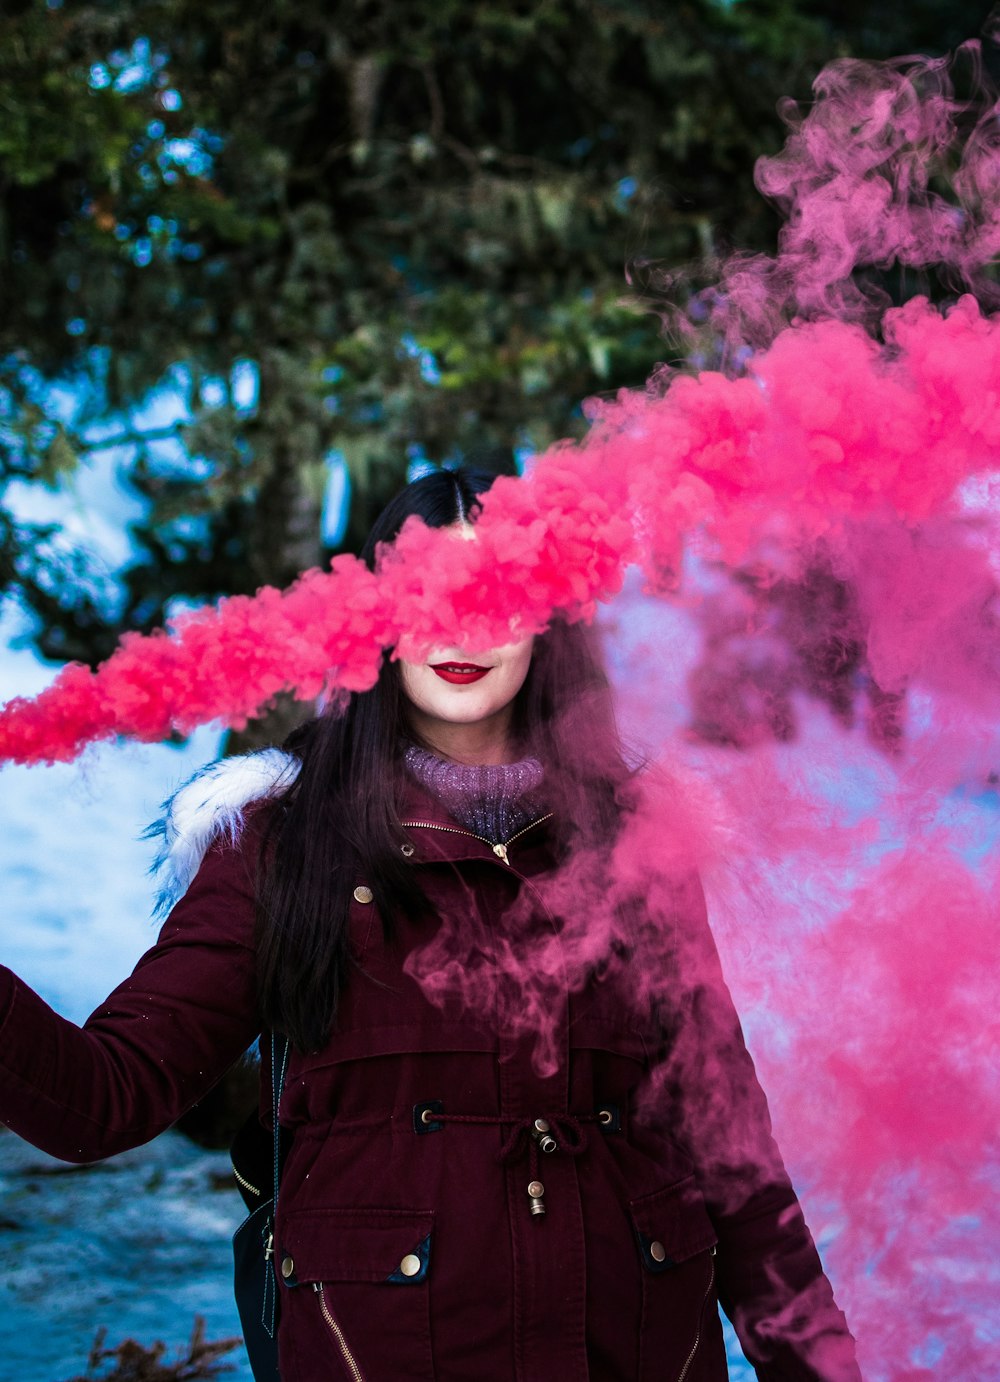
[403,744,545,844]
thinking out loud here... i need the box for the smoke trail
[696,40,1000,346]
[3,297,1000,763]
[3,34,1000,1382]
[679,726,1000,1381]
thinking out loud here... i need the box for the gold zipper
[399,814,553,866]
[676,1249,717,1382]
[232,1166,260,1199]
[314,1283,367,1382]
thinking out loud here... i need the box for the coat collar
[395,772,555,875]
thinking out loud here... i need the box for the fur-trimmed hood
[146,748,299,916]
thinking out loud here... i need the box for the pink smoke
[4,296,1000,764]
[703,42,1000,344]
[4,36,1000,1382]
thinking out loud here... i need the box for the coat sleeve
[644,873,861,1382]
[0,833,262,1163]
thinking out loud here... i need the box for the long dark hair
[255,465,630,1051]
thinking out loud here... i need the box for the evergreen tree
[1,0,992,676]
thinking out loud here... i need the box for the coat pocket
[629,1176,724,1382]
[277,1207,435,1382]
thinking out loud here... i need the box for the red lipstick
[430,663,491,685]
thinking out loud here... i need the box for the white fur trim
[147,748,300,916]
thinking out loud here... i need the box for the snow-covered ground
[0,1127,250,1381]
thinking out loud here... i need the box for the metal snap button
[353,885,374,904]
[281,1255,295,1279]
[649,1241,666,1263]
[399,1253,421,1277]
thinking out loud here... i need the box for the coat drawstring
[426,1110,597,1218]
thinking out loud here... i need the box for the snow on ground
[0,1128,251,1382]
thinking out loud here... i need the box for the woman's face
[399,636,534,762]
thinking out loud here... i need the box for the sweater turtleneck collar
[403,744,545,844]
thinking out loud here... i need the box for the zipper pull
[493,843,510,865]
[264,1229,274,1261]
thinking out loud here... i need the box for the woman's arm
[0,833,262,1163]
[645,873,861,1381]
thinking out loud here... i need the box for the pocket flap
[278,1207,434,1285]
[629,1175,718,1272]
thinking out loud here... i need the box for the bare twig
[60,1315,242,1382]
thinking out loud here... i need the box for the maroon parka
[0,776,860,1382]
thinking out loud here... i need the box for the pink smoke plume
[4,38,1000,1382]
[3,293,1000,765]
[601,728,1000,1381]
[698,39,1000,345]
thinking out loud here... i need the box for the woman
[0,467,860,1381]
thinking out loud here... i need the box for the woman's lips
[430,663,491,685]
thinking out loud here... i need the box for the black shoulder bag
[231,1034,291,1382]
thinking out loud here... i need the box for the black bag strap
[270,1031,290,1209]
[259,1031,291,1343]
[230,1035,291,1215]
